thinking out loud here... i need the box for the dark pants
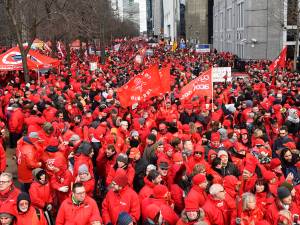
[9,132,22,148]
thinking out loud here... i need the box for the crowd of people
[0,38,299,225]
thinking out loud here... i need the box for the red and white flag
[159,64,171,94]
[269,46,287,73]
[117,64,162,107]
[179,68,213,101]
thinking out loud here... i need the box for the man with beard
[273,126,293,158]
[102,173,140,225]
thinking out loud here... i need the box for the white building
[163,0,181,41]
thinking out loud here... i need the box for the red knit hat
[253,138,265,146]
[48,138,59,147]
[283,142,296,150]
[211,132,220,142]
[153,185,169,199]
[270,158,281,170]
[192,174,206,185]
[185,199,199,212]
[113,174,128,188]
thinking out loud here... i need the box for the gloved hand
[58,186,69,193]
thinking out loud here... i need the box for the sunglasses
[194,152,202,155]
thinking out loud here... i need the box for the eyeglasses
[160,168,168,171]
[0,181,10,184]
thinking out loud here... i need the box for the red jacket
[56,196,102,225]
[202,195,229,225]
[106,165,135,187]
[43,106,57,122]
[0,185,20,209]
[185,185,207,208]
[96,148,117,179]
[0,144,6,173]
[9,108,24,133]
[240,208,264,225]
[73,154,94,178]
[102,185,140,225]
[139,177,155,202]
[15,206,47,225]
[141,197,179,225]
[170,184,184,213]
[29,181,53,209]
[16,139,41,183]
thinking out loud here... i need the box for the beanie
[280,182,294,192]
[117,153,128,164]
[211,132,220,142]
[270,158,281,170]
[113,174,128,188]
[17,192,31,212]
[78,164,89,174]
[277,186,291,200]
[153,185,168,199]
[117,212,133,225]
[192,174,206,185]
[185,199,199,212]
[217,150,228,158]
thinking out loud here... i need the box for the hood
[223,175,238,194]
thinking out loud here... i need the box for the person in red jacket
[16,132,42,193]
[239,192,264,225]
[8,104,24,148]
[202,184,229,225]
[139,170,162,202]
[74,164,95,197]
[73,141,94,178]
[0,173,20,209]
[47,156,72,206]
[102,173,140,225]
[56,182,102,225]
[106,153,135,187]
[96,144,117,182]
[15,192,47,225]
[265,186,300,224]
[176,200,209,225]
[0,202,16,225]
[185,174,208,208]
[0,144,6,173]
[141,185,179,225]
[29,168,53,210]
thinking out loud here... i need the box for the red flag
[117,65,162,107]
[269,46,287,73]
[179,68,213,101]
[159,64,171,93]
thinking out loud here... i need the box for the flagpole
[211,68,214,113]
[37,66,40,86]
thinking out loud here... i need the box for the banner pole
[211,68,214,112]
[37,66,40,86]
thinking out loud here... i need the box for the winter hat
[253,138,265,146]
[185,199,199,212]
[117,153,128,164]
[113,174,128,188]
[192,174,206,185]
[117,212,133,225]
[28,132,39,140]
[277,186,291,200]
[245,100,253,108]
[241,129,248,135]
[69,134,80,142]
[218,128,228,140]
[0,203,16,218]
[130,130,139,137]
[78,164,89,174]
[270,158,281,170]
[211,132,220,142]
[280,182,294,192]
[283,142,296,150]
[217,150,228,158]
[158,161,169,170]
[17,192,31,212]
[153,185,169,199]
[147,134,157,143]
[32,168,45,180]
[146,164,157,172]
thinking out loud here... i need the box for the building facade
[185,0,209,45]
[152,0,164,36]
[163,0,181,41]
[213,0,284,60]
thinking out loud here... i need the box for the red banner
[159,64,171,94]
[179,68,213,101]
[117,64,162,107]
[269,46,287,73]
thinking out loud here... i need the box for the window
[237,2,244,28]
[227,8,232,30]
